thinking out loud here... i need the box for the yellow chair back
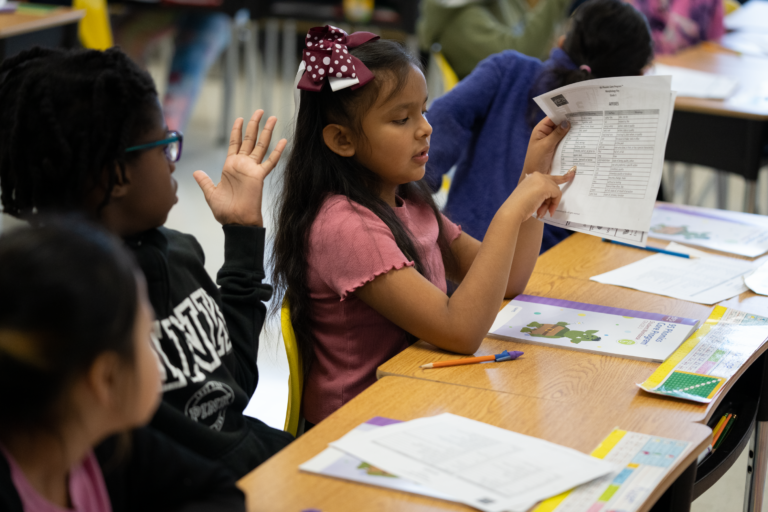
[281,297,303,437]
[73,0,113,50]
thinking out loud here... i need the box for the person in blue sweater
[425,0,653,252]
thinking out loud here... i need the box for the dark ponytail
[0,220,140,434]
[528,0,653,125]
[272,39,457,372]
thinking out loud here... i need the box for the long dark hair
[273,39,456,372]
[527,0,653,125]
[0,47,158,221]
[0,220,140,434]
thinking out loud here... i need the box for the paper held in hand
[331,413,616,512]
[638,306,768,403]
[533,75,676,245]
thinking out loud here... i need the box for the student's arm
[97,428,245,512]
[193,111,286,395]
[424,55,505,192]
[355,118,572,354]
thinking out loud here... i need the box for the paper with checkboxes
[639,306,768,403]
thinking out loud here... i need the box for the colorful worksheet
[533,430,691,512]
[591,243,755,305]
[331,413,616,512]
[649,205,768,257]
[639,306,768,403]
[300,417,457,501]
[533,76,674,232]
[489,295,699,362]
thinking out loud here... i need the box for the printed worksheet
[300,417,457,501]
[534,76,674,232]
[533,430,691,512]
[639,307,768,403]
[590,243,756,305]
[331,413,616,512]
[650,205,768,257]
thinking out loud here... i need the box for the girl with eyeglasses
[0,47,294,478]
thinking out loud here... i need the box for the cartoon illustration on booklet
[650,224,710,240]
[489,295,700,362]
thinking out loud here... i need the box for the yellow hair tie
[0,330,48,369]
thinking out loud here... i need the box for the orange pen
[420,350,523,369]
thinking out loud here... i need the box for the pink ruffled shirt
[0,445,112,512]
[303,195,461,424]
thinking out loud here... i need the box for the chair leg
[281,18,297,120]
[745,180,757,214]
[262,18,279,114]
[744,419,768,512]
[244,20,259,117]
[218,22,238,144]
[717,170,729,210]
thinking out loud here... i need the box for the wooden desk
[0,7,84,39]
[238,377,711,512]
[381,233,768,424]
[655,45,768,211]
[0,7,84,60]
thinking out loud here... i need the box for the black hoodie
[124,225,293,478]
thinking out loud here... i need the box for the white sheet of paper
[650,206,768,257]
[725,0,768,32]
[533,76,674,231]
[745,261,768,296]
[544,217,647,247]
[590,243,756,304]
[649,65,738,99]
[331,413,616,512]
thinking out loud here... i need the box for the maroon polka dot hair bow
[296,25,380,92]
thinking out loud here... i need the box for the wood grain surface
[0,8,84,38]
[238,377,711,512]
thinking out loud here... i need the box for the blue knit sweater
[425,48,577,253]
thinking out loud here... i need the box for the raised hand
[193,110,288,227]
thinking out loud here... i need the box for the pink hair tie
[580,64,592,73]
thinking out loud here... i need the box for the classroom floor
[1,45,766,510]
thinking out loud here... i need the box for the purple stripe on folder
[655,205,753,226]
[514,295,698,325]
[365,417,402,427]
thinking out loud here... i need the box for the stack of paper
[533,76,676,247]
[488,295,699,362]
[591,243,757,305]
[648,64,738,99]
[638,306,768,403]
[303,413,616,512]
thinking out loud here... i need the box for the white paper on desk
[590,243,756,304]
[331,413,616,512]
[533,76,674,232]
[650,205,768,257]
[649,64,738,99]
[725,0,768,32]
[745,261,768,296]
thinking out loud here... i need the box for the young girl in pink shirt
[274,28,576,427]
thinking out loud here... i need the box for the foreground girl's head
[0,47,178,234]
[274,33,454,369]
[0,221,161,440]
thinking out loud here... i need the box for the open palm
[194,110,288,226]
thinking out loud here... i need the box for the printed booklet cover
[489,295,700,363]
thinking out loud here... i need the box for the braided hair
[0,47,158,221]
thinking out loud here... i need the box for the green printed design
[657,372,721,399]
[599,485,621,502]
[520,321,601,344]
